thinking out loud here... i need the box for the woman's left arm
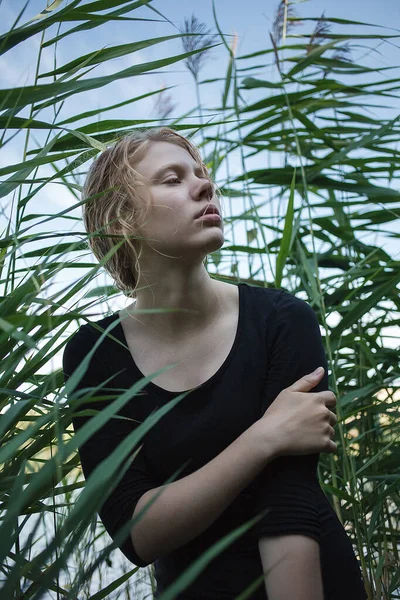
[258,534,324,600]
[251,290,331,599]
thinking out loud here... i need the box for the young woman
[63,128,367,599]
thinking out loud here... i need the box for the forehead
[135,141,198,178]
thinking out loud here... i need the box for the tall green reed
[0,1,399,598]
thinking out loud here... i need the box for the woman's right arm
[131,367,337,564]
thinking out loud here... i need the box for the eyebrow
[151,162,205,181]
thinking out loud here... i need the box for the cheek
[153,191,188,222]
[140,206,185,240]
[139,187,191,239]
[151,188,179,209]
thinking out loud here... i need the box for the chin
[177,237,224,262]
[201,235,225,255]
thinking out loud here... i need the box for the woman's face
[134,141,224,261]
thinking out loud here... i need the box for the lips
[195,204,221,219]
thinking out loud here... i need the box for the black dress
[63,283,367,599]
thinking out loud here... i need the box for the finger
[290,367,325,393]
[324,391,337,409]
[327,439,337,453]
[329,411,338,426]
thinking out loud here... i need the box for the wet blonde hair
[82,127,216,299]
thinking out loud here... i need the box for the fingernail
[313,367,323,376]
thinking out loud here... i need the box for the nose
[193,175,214,202]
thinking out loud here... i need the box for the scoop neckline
[111,282,245,398]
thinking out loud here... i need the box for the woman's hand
[250,367,337,459]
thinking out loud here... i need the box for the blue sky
[2,0,399,117]
[2,0,399,189]
[1,0,399,312]
[2,1,399,136]
[1,1,399,234]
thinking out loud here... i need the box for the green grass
[0,1,399,598]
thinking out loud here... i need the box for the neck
[128,265,226,338]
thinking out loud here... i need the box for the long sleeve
[250,290,329,543]
[62,324,158,567]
